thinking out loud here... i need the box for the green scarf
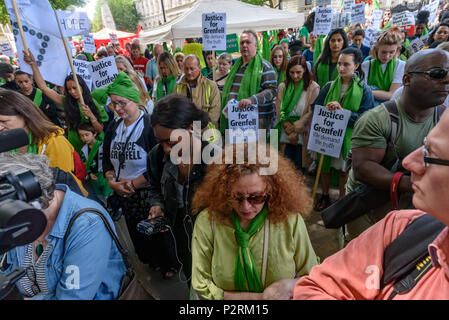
[155,74,176,102]
[321,76,363,172]
[317,61,339,88]
[232,205,268,293]
[368,58,396,91]
[273,80,304,144]
[275,68,286,86]
[262,31,271,61]
[220,53,264,133]
[85,139,103,173]
[33,88,43,107]
[313,35,326,64]
[420,27,429,38]
[11,131,38,154]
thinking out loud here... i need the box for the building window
[305,0,312,5]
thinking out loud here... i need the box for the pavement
[113,174,340,300]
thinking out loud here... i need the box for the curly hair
[191,143,313,225]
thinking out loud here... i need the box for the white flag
[5,0,71,86]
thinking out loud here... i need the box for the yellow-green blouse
[191,209,319,300]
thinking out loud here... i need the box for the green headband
[91,71,140,105]
[280,39,289,44]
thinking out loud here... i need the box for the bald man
[342,49,449,246]
[174,54,221,128]
[146,44,164,90]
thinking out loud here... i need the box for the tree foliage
[0,0,87,25]
[91,0,140,33]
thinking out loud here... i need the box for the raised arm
[22,50,64,106]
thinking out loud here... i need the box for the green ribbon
[321,76,363,172]
[273,80,304,145]
[317,60,339,88]
[368,58,396,91]
[155,74,176,102]
[220,53,264,134]
[232,205,268,293]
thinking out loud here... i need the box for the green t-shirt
[346,100,436,193]
[299,26,309,44]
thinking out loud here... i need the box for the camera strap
[115,114,144,182]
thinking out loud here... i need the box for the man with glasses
[341,49,449,247]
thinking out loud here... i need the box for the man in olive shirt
[343,49,449,247]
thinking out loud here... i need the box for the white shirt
[362,58,406,86]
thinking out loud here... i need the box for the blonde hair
[370,29,403,59]
[156,52,180,81]
[115,55,150,106]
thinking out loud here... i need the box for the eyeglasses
[422,138,449,167]
[231,193,268,205]
[409,67,449,80]
[110,99,130,109]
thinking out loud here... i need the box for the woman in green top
[23,50,108,153]
[299,11,315,50]
[270,45,288,87]
[312,47,374,211]
[191,143,318,300]
[153,51,181,102]
[313,28,348,89]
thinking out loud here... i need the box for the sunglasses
[231,193,268,205]
[422,137,449,167]
[409,67,449,80]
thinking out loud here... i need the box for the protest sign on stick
[0,42,14,57]
[202,13,226,51]
[307,105,351,200]
[57,10,90,37]
[314,7,333,36]
[392,11,416,37]
[351,3,366,26]
[342,0,353,13]
[332,13,351,30]
[226,99,259,144]
[69,59,92,90]
[89,56,119,90]
[83,34,96,54]
[371,9,383,29]
[363,27,381,48]
[109,33,118,44]
[11,0,28,52]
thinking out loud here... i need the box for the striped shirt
[227,58,277,128]
[18,243,52,297]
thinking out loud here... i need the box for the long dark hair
[314,28,348,76]
[285,55,311,90]
[303,12,315,33]
[0,88,60,144]
[427,23,449,46]
[64,74,101,131]
[151,94,210,130]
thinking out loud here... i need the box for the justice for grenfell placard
[307,105,351,158]
[202,13,226,51]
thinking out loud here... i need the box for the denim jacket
[1,184,126,300]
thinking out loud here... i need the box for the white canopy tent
[139,0,304,47]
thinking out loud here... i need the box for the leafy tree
[91,0,140,33]
[0,0,87,25]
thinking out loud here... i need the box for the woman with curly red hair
[190,143,319,300]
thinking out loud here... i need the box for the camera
[137,217,170,236]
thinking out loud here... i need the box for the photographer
[99,72,158,267]
[0,153,125,300]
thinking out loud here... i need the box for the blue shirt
[145,58,158,81]
[1,184,126,300]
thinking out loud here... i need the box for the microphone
[0,129,29,153]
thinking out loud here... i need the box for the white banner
[68,59,92,89]
[0,42,14,57]
[5,0,71,86]
[314,7,333,36]
[307,105,351,158]
[316,0,331,6]
[408,37,426,56]
[363,27,381,48]
[371,9,383,29]
[392,11,415,27]
[56,10,90,37]
[89,56,119,90]
[83,34,96,54]
[351,3,366,26]
[227,99,259,144]
[342,0,353,13]
[422,1,439,25]
[332,12,351,30]
[109,33,118,44]
[202,13,226,51]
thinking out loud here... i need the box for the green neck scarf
[274,80,304,145]
[155,74,176,102]
[11,131,38,154]
[275,68,286,86]
[321,76,363,172]
[262,31,271,61]
[420,27,429,38]
[33,88,43,107]
[85,139,102,173]
[368,58,396,91]
[232,205,268,293]
[313,35,325,64]
[220,53,264,133]
[317,61,339,88]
